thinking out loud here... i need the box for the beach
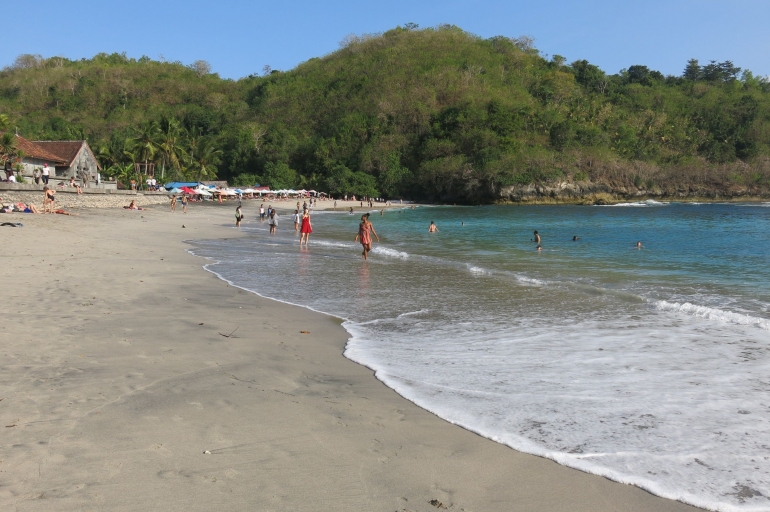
[0,202,703,512]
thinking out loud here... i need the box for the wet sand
[0,203,701,511]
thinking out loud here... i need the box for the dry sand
[0,202,702,511]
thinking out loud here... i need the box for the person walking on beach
[268,210,278,234]
[235,205,244,227]
[170,195,177,212]
[293,209,300,231]
[299,210,312,245]
[355,213,380,260]
[181,195,188,213]
[41,163,50,185]
[33,168,41,185]
[429,221,439,233]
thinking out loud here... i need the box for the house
[13,135,105,187]
[13,135,67,174]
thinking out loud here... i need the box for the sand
[0,202,702,512]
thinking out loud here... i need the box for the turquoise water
[191,201,770,512]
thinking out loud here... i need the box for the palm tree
[189,136,222,183]
[0,114,10,132]
[0,133,18,166]
[157,118,186,180]
[127,120,161,189]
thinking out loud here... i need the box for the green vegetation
[2,25,770,200]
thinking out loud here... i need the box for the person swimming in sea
[429,221,438,233]
[572,235,580,241]
[636,241,643,249]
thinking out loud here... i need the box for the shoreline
[1,203,702,511]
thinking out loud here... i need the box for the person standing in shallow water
[299,210,312,246]
[533,230,541,244]
[355,213,380,260]
[235,205,244,227]
[429,221,439,233]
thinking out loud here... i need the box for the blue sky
[3,0,769,79]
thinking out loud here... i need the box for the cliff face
[495,181,770,204]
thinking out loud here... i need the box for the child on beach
[268,210,277,234]
[293,209,300,231]
[355,213,380,260]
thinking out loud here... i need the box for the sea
[188,200,770,512]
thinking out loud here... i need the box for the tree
[189,136,221,182]
[190,60,212,77]
[683,59,701,81]
[571,59,606,92]
[0,114,10,131]
[0,133,18,165]
[157,118,186,179]
[263,161,297,189]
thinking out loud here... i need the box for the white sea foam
[605,199,669,207]
[653,300,770,330]
[466,264,490,275]
[514,274,547,286]
[371,246,409,259]
[312,240,356,248]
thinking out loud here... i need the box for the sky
[3,0,769,80]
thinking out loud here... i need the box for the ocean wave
[653,300,770,330]
[313,240,357,248]
[604,199,669,207]
[371,246,409,259]
[515,274,547,286]
[466,264,491,275]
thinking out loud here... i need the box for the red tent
[181,186,196,194]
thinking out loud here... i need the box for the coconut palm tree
[157,118,186,180]
[0,132,18,166]
[189,136,221,183]
[127,120,161,189]
[0,114,10,132]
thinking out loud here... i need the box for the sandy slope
[0,202,700,511]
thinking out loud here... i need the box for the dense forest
[2,25,770,202]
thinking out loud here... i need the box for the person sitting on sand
[428,221,439,233]
[69,177,83,194]
[124,200,142,210]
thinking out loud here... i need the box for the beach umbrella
[168,187,183,194]
[181,186,196,194]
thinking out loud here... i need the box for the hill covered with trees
[2,25,770,202]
